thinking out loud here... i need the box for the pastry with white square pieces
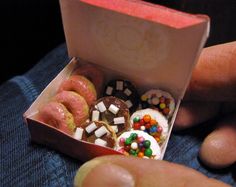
[90,96,131,136]
[103,79,139,113]
[80,121,117,148]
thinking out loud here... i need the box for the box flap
[60,0,209,99]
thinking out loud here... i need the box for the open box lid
[59,0,210,99]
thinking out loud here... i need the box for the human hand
[175,41,236,168]
[73,155,229,187]
[73,42,235,187]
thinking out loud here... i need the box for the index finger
[185,41,236,101]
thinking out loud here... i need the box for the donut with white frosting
[140,89,175,118]
[116,130,161,159]
[130,108,169,145]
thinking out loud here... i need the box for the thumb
[74,155,229,187]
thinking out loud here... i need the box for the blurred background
[0,0,236,84]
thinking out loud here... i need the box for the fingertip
[174,104,196,129]
[74,159,102,187]
[174,101,219,130]
[74,155,229,187]
[199,124,236,169]
[74,156,135,187]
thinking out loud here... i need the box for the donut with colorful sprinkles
[116,130,161,159]
[130,109,169,146]
[103,79,139,113]
[140,89,175,118]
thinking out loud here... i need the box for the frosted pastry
[90,96,130,136]
[130,108,168,145]
[37,101,76,135]
[78,121,117,148]
[116,130,161,159]
[103,79,139,113]
[58,75,97,106]
[73,64,104,95]
[53,91,89,126]
[140,89,175,118]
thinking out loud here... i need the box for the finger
[174,101,220,130]
[74,155,229,187]
[186,41,236,101]
[199,115,236,169]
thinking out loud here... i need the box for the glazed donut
[53,91,89,127]
[75,121,117,148]
[115,130,161,159]
[103,79,139,113]
[73,64,105,95]
[130,108,169,146]
[37,101,76,135]
[58,75,97,106]
[140,89,175,118]
[90,96,130,136]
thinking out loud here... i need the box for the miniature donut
[74,121,117,148]
[103,79,139,113]
[73,64,105,95]
[90,96,130,136]
[115,130,161,159]
[140,89,175,118]
[130,108,169,145]
[37,101,76,135]
[58,75,97,106]
[53,91,89,127]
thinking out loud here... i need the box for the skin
[175,41,236,168]
[74,42,236,187]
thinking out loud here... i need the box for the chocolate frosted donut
[90,96,130,136]
[74,121,116,148]
[103,80,139,113]
[140,89,175,118]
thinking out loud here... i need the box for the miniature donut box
[24,0,210,162]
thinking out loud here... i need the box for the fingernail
[74,159,135,187]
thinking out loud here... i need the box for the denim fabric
[0,44,235,186]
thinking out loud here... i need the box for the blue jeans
[1,44,235,186]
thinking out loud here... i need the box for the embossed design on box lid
[60,0,209,99]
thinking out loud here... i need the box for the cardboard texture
[24,0,210,161]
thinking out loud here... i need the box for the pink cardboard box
[24,0,210,161]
